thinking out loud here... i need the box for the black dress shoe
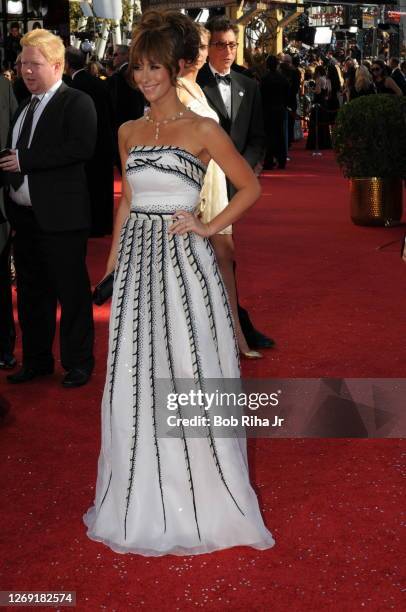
[245,331,276,350]
[238,305,276,349]
[7,365,54,384]
[0,353,17,370]
[62,368,91,388]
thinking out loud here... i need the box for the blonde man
[0,29,97,388]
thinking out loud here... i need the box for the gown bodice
[126,145,207,215]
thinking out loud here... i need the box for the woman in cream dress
[177,26,261,359]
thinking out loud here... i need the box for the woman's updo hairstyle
[130,10,200,85]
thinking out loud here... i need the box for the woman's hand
[168,210,212,238]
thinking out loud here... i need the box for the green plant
[332,94,406,178]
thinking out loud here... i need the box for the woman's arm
[384,77,402,95]
[169,119,260,237]
[104,123,132,276]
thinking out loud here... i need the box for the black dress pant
[288,108,296,148]
[0,234,16,356]
[264,108,288,169]
[12,205,94,373]
[86,157,114,236]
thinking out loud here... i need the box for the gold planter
[350,177,403,226]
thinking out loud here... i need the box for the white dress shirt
[209,63,232,117]
[11,79,63,206]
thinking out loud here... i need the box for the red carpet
[0,143,404,610]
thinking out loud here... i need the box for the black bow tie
[215,73,231,85]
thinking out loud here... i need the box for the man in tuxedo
[4,22,22,70]
[197,16,274,350]
[279,54,300,149]
[106,44,145,172]
[197,19,264,181]
[260,55,289,170]
[389,57,406,95]
[0,29,97,388]
[0,75,18,370]
[65,47,115,237]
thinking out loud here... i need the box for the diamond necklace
[144,109,185,141]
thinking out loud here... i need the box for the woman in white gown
[84,10,274,556]
[177,25,261,359]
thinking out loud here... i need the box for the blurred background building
[67,1,404,65]
[0,0,69,68]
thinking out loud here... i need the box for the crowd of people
[1,14,282,379]
[4,20,405,171]
[256,47,406,164]
[1,15,405,375]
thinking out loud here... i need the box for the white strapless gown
[84,146,274,556]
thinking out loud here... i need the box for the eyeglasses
[210,42,239,51]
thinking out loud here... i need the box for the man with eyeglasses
[197,16,275,351]
[198,17,265,172]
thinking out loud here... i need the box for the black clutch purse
[93,272,114,306]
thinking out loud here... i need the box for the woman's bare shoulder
[119,117,145,135]
[188,112,220,135]
[118,117,147,148]
[179,113,221,151]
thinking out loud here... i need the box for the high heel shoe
[240,349,263,360]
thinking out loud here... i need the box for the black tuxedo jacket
[197,63,265,169]
[391,68,406,95]
[4,82,97,232]
[260,70,290,114]
[70,70,114,158]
